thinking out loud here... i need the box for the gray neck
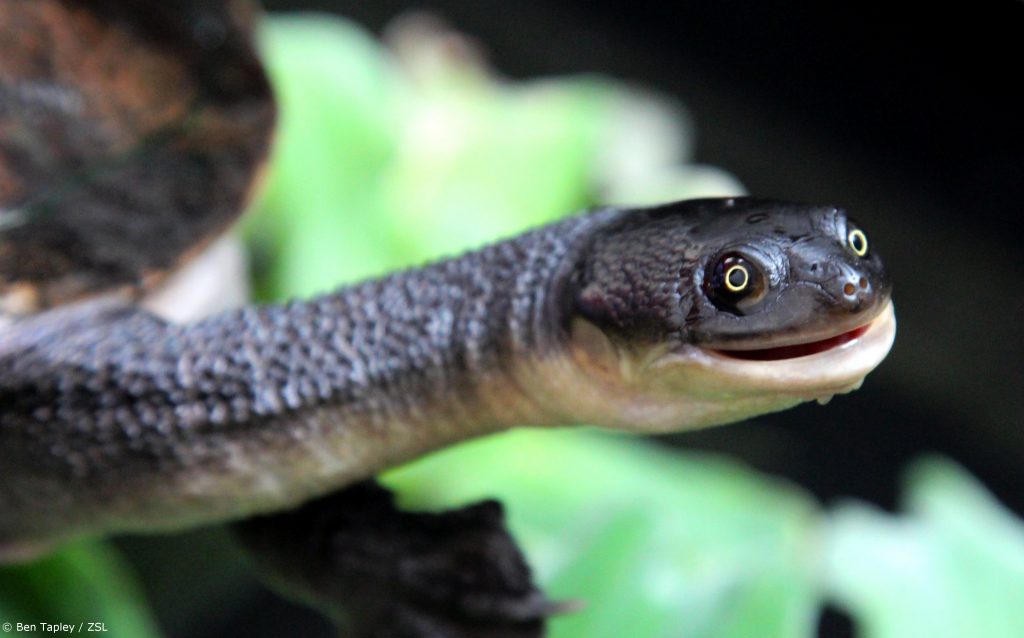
[0,210,618,539]
[219,211,606,435]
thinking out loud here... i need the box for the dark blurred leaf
[0,0,274,313]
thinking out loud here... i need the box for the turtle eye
[724,263,750,292]
[705,253,766,312]
[847,228,868,257]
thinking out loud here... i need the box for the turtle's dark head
[547,198,896,431]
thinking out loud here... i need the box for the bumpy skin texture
[0,198,890,549]
[574,198,890,348]
[0,210,617,545]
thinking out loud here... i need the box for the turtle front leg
[233,481,568,638]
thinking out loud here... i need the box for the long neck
[215,211,608,443]
[0,210,618,538]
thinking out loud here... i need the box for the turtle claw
[234,481,566,637]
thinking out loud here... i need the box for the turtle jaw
[678,300,897,401]
[709,324,871,361]
[541,301,895,435]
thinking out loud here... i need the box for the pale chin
[671,300,897,403]
[535,301,896,434]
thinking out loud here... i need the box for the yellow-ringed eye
[724,264,749,292]
[705,253,766,314]
[847,228,868,256]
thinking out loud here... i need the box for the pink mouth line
[713,324,871,361]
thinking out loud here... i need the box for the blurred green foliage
[1,12,1023,638]
[0,542,161,638]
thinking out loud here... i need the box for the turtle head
[541,198,895,431]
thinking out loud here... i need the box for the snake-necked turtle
[0,1,895,634]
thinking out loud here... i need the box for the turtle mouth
[712,324,872,361]
[643,301,894,400]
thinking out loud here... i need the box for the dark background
[121,1,1024,636]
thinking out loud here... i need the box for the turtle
[0,1,895,635]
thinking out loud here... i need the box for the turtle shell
[0,0,275,314]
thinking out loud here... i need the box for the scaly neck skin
[0,210,619,540]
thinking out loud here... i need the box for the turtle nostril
[843,282,856,296]
[858,277,868,289]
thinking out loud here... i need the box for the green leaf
[824,457,1024,638]
[250,15,402,298]
[385,429,822,638]
[248,14,689,299]
[0,541,161,638]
